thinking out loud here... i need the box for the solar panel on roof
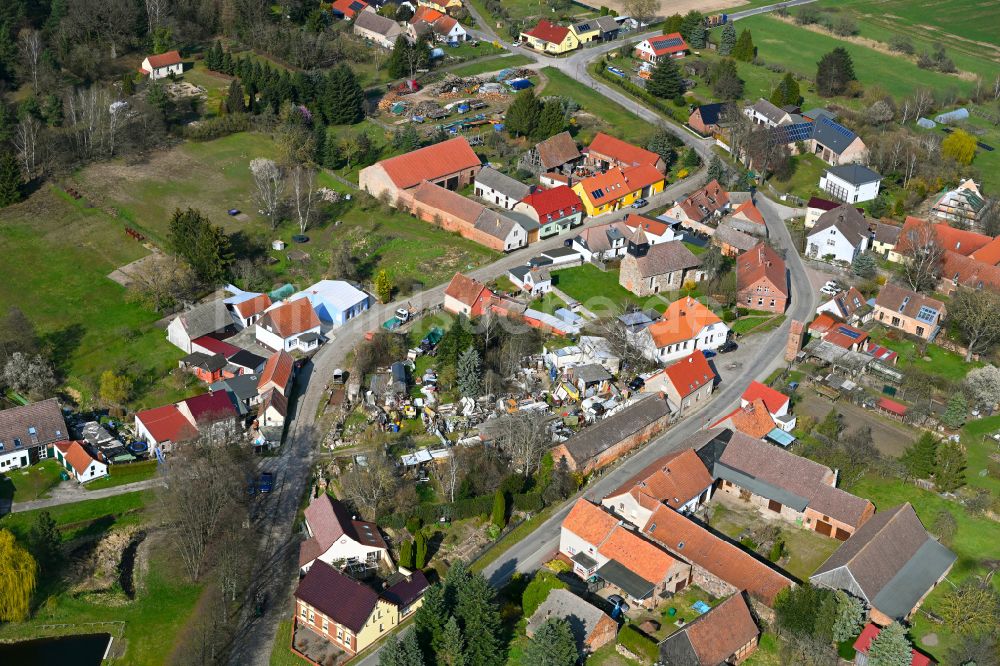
[837,326,862,339]
[821,116,855,138]
[653,37,683,48]
[916,306,939,324]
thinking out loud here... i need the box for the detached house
[688,102,728,137]
[294,561,428,657]
[299,493,392,572]
[816,286,872,326]
[140,50,183,79]
[811,503,956,624]
[658,592,761,666]
[634,299,729,364]
[359,136,482,202]
[931,179,986,226]
[53,440,108,484]
[668,179,730,228]
[736,242,788,313]
[520,20,579,54]
[560,499,692,608]
[289,280,371,326]
[258,350,295,397]
[134,404,199,453]
[806,204,870,263]
[568,16,619,44]
[443,272,495,317]
[518,131,583,176]
[619,235,703,297]
[809,116,868,165]
[634,33,689,62]
[474,167,532,210]
[256,298,322,353]
[820,164,882,204]
[586,132,665,172]
[873,283,945,341]
[228,293,272,329]
[744,98,794,127]
[645,350,717,416]
[571,215,676,262]
[602,448,715,525]
[513,185,583,238]
[166,299,233,354]
[0,399,67,471]
[353,10,404,48]
[331,0,372,19]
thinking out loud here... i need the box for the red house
[736,242,788,313]
[634,33,689,63]
[853,624,932,666]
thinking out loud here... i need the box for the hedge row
[594,65,689,125]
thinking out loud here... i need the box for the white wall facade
[474,181,522,210]
[0,448,31,472]
[806,226,866,263]
[559,527,607,578]
[166,318,194,353]
[820,172,881,204]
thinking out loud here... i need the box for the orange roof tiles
[377,137,481,190]
[623,163,665,190]
[942,249,1000,291]
[55,440,103,476]
[259,350,294,394]
[643,504,792,605]
[970,236,1000,266]
[261,298,320,338]
[234,294,272,319]
[562,498,621,545]
[680,593,760,665]
[588,132,661,169]
[897,216,990,257]
[736,242,787,298]
[731,199,766,226]
[622,213,669,238]
[332,0,369,18]
[444,272,492,308]
[608,448,714,510]
[711,399,776,439]
[648,299,722,348]
[146,50,181,68]
[597,525,679,584]
[809,312,839,334]
[679,179,730,221]
[741,381,789,415]
[524,19,570,44]
[577,167,629,206]
[409,5,443,22]
[663,350,716,399]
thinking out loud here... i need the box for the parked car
[627,377,645,391]
[820,280,841,295]
[631,198,647,209]
[702,349,717,359]
[607,594,630,614]
[395,307,411,323]
[718,340,738,353]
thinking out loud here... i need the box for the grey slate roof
[174,299,230,339]
[811,116,860,154]
[354,10,401,38]
[597,559,655,599]
[474,209,525,240]
[572,363,613,384]
[810,204,869,246]
[629,240,701,278]
[593,15,620,32]
[475,166,532,201]
[826,163,881,187]
[527,589,610,650]
[811,503,956,620]
[714,221,758,252]
[559,394,669,465]
[210,374,261,403]
[749,99,789,125]
[0,398,67,452]
[873,222,901,245]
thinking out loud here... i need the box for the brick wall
[691,564,739,599]
[397,189,506,252]
[738,277,787,313]
[554,409,670,474]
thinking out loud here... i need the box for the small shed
[272,239,287,250]
[934,108,969,124]
[875,396,907,421]
[916,117,936,129]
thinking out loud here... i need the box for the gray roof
[628,240,701,278]
[810,204,869,246]
[354,10,402,37]
[475,167,532,201]
[572,363,612,384]
[181,351,227,372]
[597,559,655,600]
[811,116,860,154]
[210,373,261,403]
[593,15,620,31]
[174,299,230,339]
[542,246,580,260]
[803,107,837,121]
[750,99,789,125]
[558,394,669,466]
[0,398,67,452]
[714,221,758,252]
[527,589,610,650]
[825,163,881,187]
[873,222,901,245]
[474,209,525,240]
[228,349,266,371]
[811,503,956,620]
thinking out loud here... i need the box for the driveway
[6,477,166,514]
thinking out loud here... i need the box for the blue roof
[508,78,533,90]
[766,428,796,447]
[555,308,583,325]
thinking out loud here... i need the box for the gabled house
[571,216,676,262]
[809,116,868,165]
[816,286,872,326]
[294,560,427,656]
[359,136,481,202]
[806,204,870,263]
[178,351,230,383]
[0,399,67,471]
[228,349,267,375]
[178,391,239,436]
[53,440,108,484]
[518,131,583,175]
[658,592,760,666]
[741,381,790,418]
[166,299,233,353]
[140,50,183,79]
[288,280,371,326]
[811,503,956,624]
[820,164,882,204]
[508,265,551,296]
[408,6,467,42]
[229,294,272,330]
[258,350,294,397]
[550,394,671,475]
[520,20,579,54]
[873,282,945,341]
[259,388,288,428]
[586,132,665,172]
[931,179,986,227]
[871,222,901,258]
[527,589,617,656]
[353,10,404,48]
[619,235,703,297]
[418,0,463,14]
[647,350,717,416]
[668,179,730,227]
[133,404,199,453]
[299,493,392,572]
[710,399,778,440]
[602,448,714,525]
[256,298,322,352]
[688,102,728,137]
[331,0,372,19]
[513,185,583,238]
[805,196,850,228]
[560,499,692,608]
[191,335,242,359]
[634,33,689,63]
[727,199,768,236]
[744,98,793,127]
[713,221,758,257]
[736,242,788,313]
[474,166,531,210]
[406,180,530,251]
[443,272,495,317]
[569,16,619,43]
[210,373,262,416]
[572,165,665,217]
[634,299,729,364]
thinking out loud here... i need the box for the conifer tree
[399,539,414,568]
[439,616,466,666]
[816,47,856,96]
[719,22,737,55]
[414,530,428,569]
[457,347,483,398]
[900,432,938,479]
[533,101,566,141]
[225,79,245,114]
[491,490,506,528]
[647,56,683,99]
[0,153,24,207]
[505,89,542,138]
[732,29,755,61]
[868,622,913,666]
[523,617,578,666]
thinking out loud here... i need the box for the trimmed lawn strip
[866,326,978,381]
[0,460,65,502]
[270,620,312,666]
[0,490,153,543]
[85,460,160,491]
[768,153,828,201]
[539,67,653,142]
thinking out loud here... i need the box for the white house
[258,389,288,428]
[744,98,793,128]
[806,204,870,264]
[633,297,730,364]
[353,11,404,48]
[508,265,551,296]
[256,298,322,352]
[166,299,231,353]
[299,494,393,572]
[288,280,371,326]
[602,448,714,526]
[140,51,183,79]
[474,167,532,210]
[226,290,272,329]
[53,440,108,484]
[819,164,882,204]
[0,399,67,472]
[571,215,677,262]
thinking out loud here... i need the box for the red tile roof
[645,32,689,56]
[588,132,662,169]
[136,404,198,444]
[623,163,665,190]
[741,381,789,415]
[809,312,839,334]
[409,5,443,22]
[970,236,1000,266]
[55,440,103,476]
[825,324,868,350]
[145,50,181,68]
[444,272,492,308]
[649,300,722,349]
[622,213,670,238]
[519,185,582,220]
[524,19,570,44]
[736,242,787,298]
[597,525,680,584]
[731,199,766,226]
[853,624,932,666]
[182,391,237,425]
[332,0,369,17]
[562,498,620,545]
[192,335,242,358]
[896,216,990,257]
[877,397,907,416]
[377,137,481,190]
[676,593,760,665]
[608,448,713,510]
[304,493,388,554]
[942,248,1000,291]
[260,298,320,338]
[663,350,716,399]
[644,504,792,605]
[576,167,630,207]
[233,294,273,320]
[259,350,294,395]
[710,399,776,439]
[294,560,379,632]
[679,179,730,221]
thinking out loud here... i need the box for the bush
[522,570,568,616]
[183,113,252,140]
[405,516,423,534]
[736,307,750,317]
[673,95,687,107]
[769,539,785,562]
[513,492,544,513]
[618,625,659,663]
[888,35,914,54]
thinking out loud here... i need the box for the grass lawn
[532,291,567,315]
[586,641,639,665]
[0,490,153,543]
[768,153,828,201]
[730,314,786,336]
[744,632,782,666]
[448,53,535,77]
[270,620,311,666]
[445,40,504,61]
[683,241,707,255]
[85,459,160,491]
[539,67,653,144]
[550,264,643,313]
[867,325,978,381]
[735,15,976,100]
[960,415,1000,497]
[0,460,66,503]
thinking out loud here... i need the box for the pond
[0,633,111,665]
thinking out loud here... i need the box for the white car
[820,281,841,296]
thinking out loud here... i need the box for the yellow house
[572,165,665,217]
[520,20,579,54]
[418,0,463,12]
[569,19,601,44]
[294,562,428,657]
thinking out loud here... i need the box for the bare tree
[249,158,285,228]
[289,165,319,234]
[18,29,42,91]
[340,453,398,519]
[493,411,552,477]
[950,289,1000,362]
[430,451,461,503]
[2,352,56,399]
[623,0,658,26]
[897,220,944,292]
[13,116,41,179]
[144,0,170,32]
[124,253,198,311]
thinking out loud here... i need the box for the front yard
[866,325,978,381]
[0,459,65,503]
